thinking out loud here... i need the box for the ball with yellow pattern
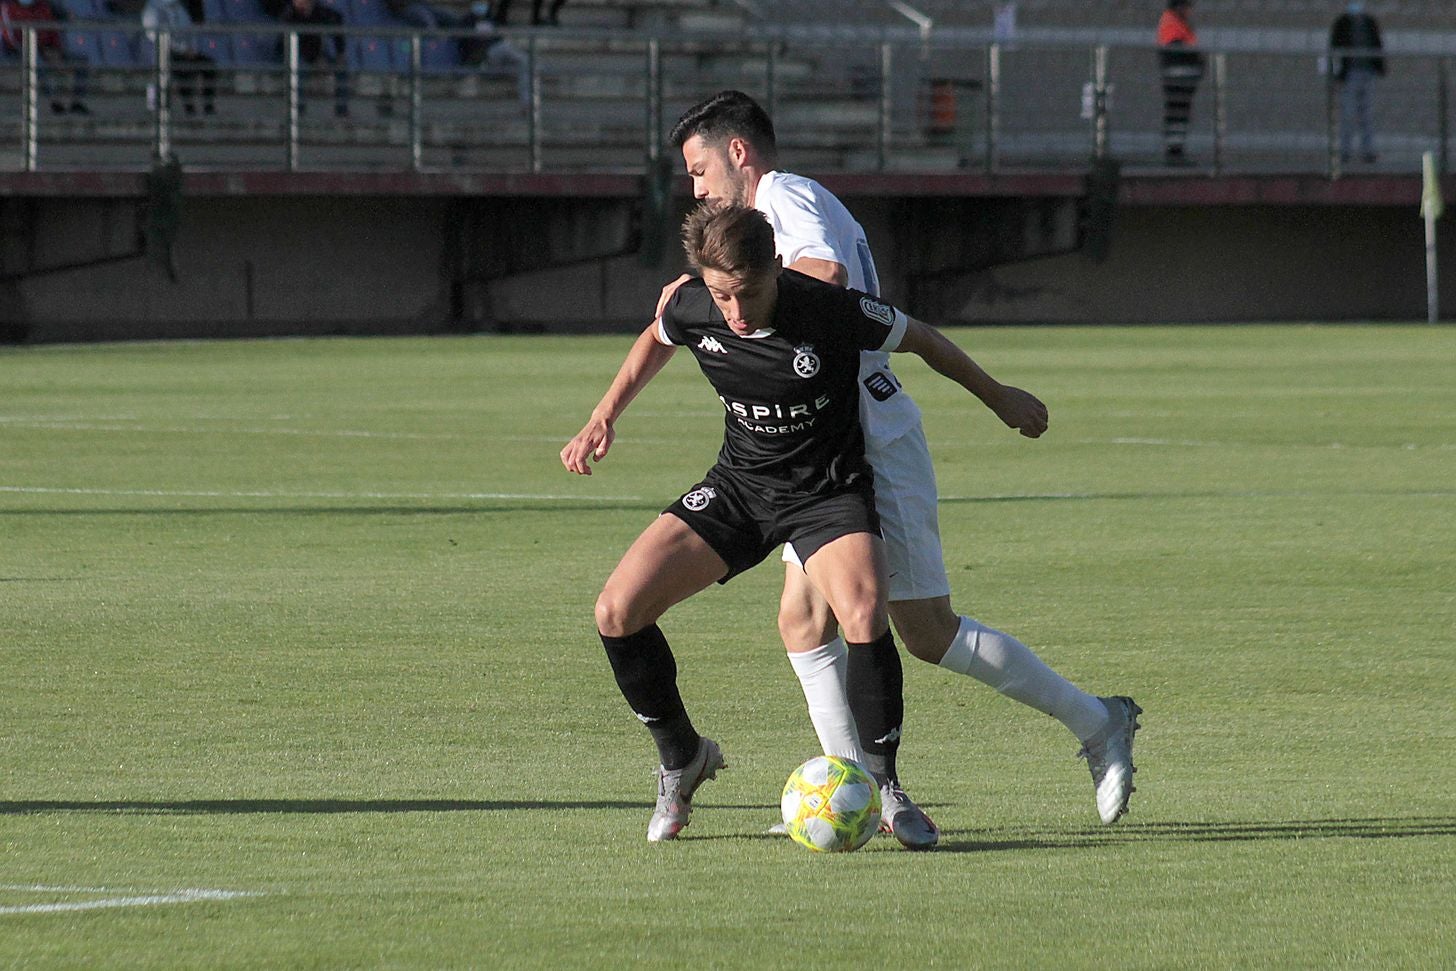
[780,755,882,853]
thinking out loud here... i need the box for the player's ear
[727,137,750,167]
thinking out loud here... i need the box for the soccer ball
[780,755,882,853]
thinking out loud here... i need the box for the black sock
[846,628,903,784]
[600,624,700,770]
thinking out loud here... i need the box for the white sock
[939,616,1110,742]
[787,638,868,764]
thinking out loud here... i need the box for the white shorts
[783,421,951,602]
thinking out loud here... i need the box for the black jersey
[658,269,907,497]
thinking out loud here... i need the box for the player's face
[701,262,781,336]
[681,134,750,206]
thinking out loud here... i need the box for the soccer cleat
[1078,696,1142,825]
[877,780,939,850]
[646,736,725,842]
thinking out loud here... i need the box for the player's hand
[561,415,616,475]
[992,385,1049,438]
[654,273,692,321]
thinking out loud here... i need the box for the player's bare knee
[595,588,647,639]
[777,601,836,651]
[835,599,888,644]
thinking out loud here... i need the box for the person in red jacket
[1157,0,1203,164]
[0,0,90,114]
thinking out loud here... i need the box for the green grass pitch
[2,326,1453,968]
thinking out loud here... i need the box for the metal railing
[1,22,1451,176]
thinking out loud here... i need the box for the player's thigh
[801,531,889,643]
[596,514,728,636]
[779,561,838,652]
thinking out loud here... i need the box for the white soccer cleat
[877,779,939,850]
[647,736,725,842]
[1078,696,1142,825]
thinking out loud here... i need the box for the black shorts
[664,470,881,583]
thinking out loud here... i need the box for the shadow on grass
[7,802,1453,855]
[0,504,661,519]
[7,488,1455,521]
[937,817,1456,853]
[0,798,777,816]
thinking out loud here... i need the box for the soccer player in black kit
[562,203,1047,842]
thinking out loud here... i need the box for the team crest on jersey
[791,344,821,378]
[683,486,716,511]
[859,296,895,327]
[698,335,727,354]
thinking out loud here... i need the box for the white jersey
[754,170,923,443]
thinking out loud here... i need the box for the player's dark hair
[668,90,778,157]
[681,203,777,277]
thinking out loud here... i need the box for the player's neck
[741,166,774,208]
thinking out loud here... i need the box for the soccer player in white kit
[662,91,1142,842]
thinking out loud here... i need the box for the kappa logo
[698,335,728,354]
[791,344,821,378]
[683,486,716,511]
[859,296,896,327]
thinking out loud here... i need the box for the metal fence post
[21,27,38,172]
[1092,44,1109,160]
[1212,51,1227,175]
[765,40,777,121]
[528,34,541,173]
[645,38,661,163]
[154,31,172,160]
[985,43,1000,175]
[1326,63,1340,179]
[409,33,423,172]
[1439,58,1449,175]
[286,31,300,172]
[877,41,892,171]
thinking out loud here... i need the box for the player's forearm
[591,325,676,423]
[900,317,1006,408]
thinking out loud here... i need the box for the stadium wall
[3,181,1453,341]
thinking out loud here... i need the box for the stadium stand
[0,0,1452,175]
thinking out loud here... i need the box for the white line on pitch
[0,887,263,916]
[0,418,455,440]
[0,418,685,446]
[0,485,649,502]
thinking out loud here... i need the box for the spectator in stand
[385,0,459,30]
[461,0,529,106]
[1157,0,1203,166]
[0,0,90,114]
[992,1,1017,47]
[143,0,216,115]
[278,0,348,117]
[492,0,562,27]
[1330,1,1385,164]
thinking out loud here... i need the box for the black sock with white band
[600,623,701,770]
[845,628,904,783]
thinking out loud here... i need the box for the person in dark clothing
[563,203,1051,843]
[0,0,90,114]
[1157,0,1203,165]
[460,0,530,105]
[143,0,216,115]
[279,0,348,117]
[1329,1,1385,164]
[492,0,562,26]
